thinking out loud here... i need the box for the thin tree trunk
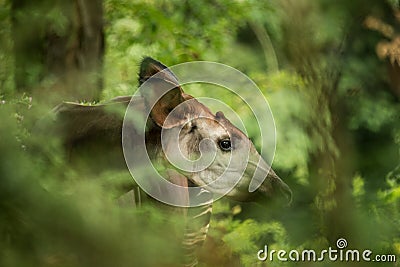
[11,0,104,103]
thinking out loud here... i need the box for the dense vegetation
[1,0,399,266]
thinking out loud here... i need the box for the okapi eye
[218,139,232,151]
[188,125,197,133]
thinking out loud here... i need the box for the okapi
[53,57,292,266]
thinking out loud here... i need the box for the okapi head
[55,57,291,205]
[130,57,292,204]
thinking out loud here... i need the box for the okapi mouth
[240,160,292,205]
[258,170,293,205]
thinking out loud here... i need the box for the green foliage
[0,100,186,267]
[103,0,251,99]
[0,0,13,97]
[223,219,288,267]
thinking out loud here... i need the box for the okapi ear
[138,57,187,128]
[139,57,180,86]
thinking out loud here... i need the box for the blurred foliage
[0,96,185,267]
[0,0,13,97]
[1,0,400,266]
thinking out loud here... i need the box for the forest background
[1,0,400,266]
